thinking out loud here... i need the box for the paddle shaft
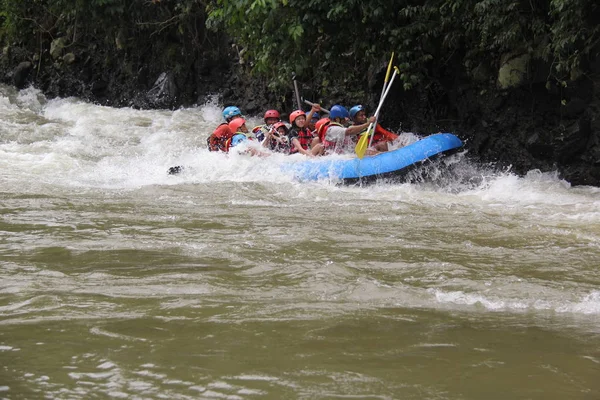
[303,100,330,114]
[365,68,398,146]
[369,54,395,148]
[292,76,302,110]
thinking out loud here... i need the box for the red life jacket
[289,127,313,154]
[376,124,398,140]
[357,124,399,145]
[207,123,234,152]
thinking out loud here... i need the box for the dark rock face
[1,41,599,187]
[12,61,33,88]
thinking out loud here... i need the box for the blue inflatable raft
[283,133,462,182]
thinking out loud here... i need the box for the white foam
[431,289,600,315]
[2,85,598,214]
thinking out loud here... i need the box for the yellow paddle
[354,125,372,160]
[356,67,399,159]
[356,53,395,159]
[368,54,396,149]
[356,68,398,159]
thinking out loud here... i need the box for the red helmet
[273,122,287,131]
[289,110,306,124]
[264,110,280,121]
[228,117,246,132]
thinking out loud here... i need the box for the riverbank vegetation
[1,0,598,96]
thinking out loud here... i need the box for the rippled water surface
[1,84,600,399]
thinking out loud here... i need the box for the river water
[1,84,599,399]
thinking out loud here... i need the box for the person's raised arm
[305,104,321,123]
[345,116,376,136]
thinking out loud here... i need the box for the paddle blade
[384,52,394,83]
[355,132,369,159]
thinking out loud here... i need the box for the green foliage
[206,0,599,94]
[1,0,597,99]
[0,0,214,81]
[0,0,206,49]
[547,0,599,81]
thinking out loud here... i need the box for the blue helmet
[311,112,320,121]
[230,133,247,147]
[329,105,349,120]
[222,106,242,121]
[349,105,364,119]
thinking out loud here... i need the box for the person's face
[354,110,367,124]
[276,127,287,135]
[265,117,279,125]
[295,115,306,128]
[240,123,248,133]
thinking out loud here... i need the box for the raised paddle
[303,99,330,114]
[355,53,395,159]
[368,52,395,149]
[355,66,399,159]
[292,73,302,110]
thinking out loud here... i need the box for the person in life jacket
[319,105,374,154]
[315,117,330,146]
[228,117,255,139]
[350,105,399,154]
[207,106,243,152]
[206,123,235,152]
[252,109,281,142]
[262,122,291,153]
[228,117,269,157]
[307,104,326,150]
[287,107,324,156]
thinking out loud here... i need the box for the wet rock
[91,79,108,95]
[498,53,530,89]
[554,116,592,164]
[168,166,183,175]
[526,131,555,161]
[13,61,32,89]
[561,165,600,186]
[147,72,178,108]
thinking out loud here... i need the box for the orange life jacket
[317,120,331,143]
[207,123,234,152]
